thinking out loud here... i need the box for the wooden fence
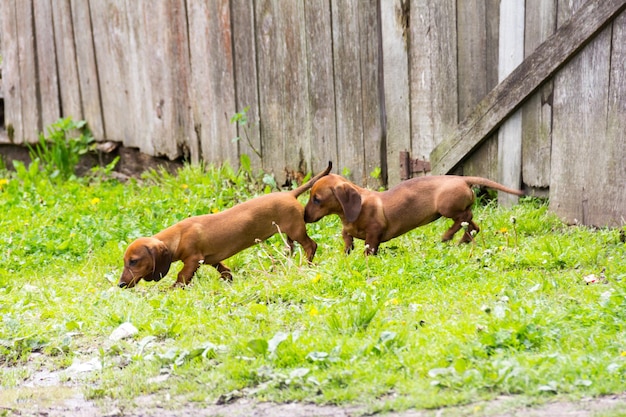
[0,0,624,226]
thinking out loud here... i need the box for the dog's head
[118,237,172,288]
[304,174,362,223]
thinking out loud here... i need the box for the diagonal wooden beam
[430,0,626,175]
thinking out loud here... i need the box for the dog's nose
[118,281,128,289]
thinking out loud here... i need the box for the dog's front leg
[364,235,381,255]
[174,257,203,287]
[342,229,354,254]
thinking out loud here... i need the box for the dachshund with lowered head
[119,162,332,288]
[304,174,523,255]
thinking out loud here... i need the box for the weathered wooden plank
[0,0,23,144]
[303,0,338,176]
[89,0,137,147]
[255,0,283,179]
[166,0,195,162]
[280,0,310,182]
[380,0,409,186]
[188,0,237,166]
[408,0,434,171]
[71,0,105,139]
[430,0,626,175]
[550,0,618,226]
[332,0,365,183]
[231,0,262,172]
[122,1,149,153]
[601,11,626,225]
[521,0,556,189]
[456,0,487,120]
[455,0,498,179]
[496,0,524,207]
[52,0,83,123]
[359,0,383,188]
[408,0,457,177]
[34,0,60,130]
[127,0,191,161]
[15,0,39,142]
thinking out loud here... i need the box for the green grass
[0,162,625,412]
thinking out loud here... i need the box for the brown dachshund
[304,174,523,255]
[119,162,332,288]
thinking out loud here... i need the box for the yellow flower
[181,184,189,189]
[90,197,101,205]
[183,198,189,204]
[0,178,8,189]
[311,274,321,284]
[212,208,220,214]
[620,351,626,357]
[385,298,399,306]
[498,227,508,234]
[309,307,319,317]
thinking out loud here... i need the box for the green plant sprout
[27,117,94,180]
[231,106,262,159]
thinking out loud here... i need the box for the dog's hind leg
[284,223,318,262]
[441,209,477,243]
[213,262,232,281]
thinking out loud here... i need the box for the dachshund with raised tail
[119,162,332,288]
[304,174,523,255]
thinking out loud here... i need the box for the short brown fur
[119,162,332,288]
[304,174,523,255]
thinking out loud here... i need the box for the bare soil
[2,368,625,417]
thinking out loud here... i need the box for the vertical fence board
[407,0,431,172]
[281,0,310,180]
[90,1,138,147]
[496,0,524,206]
[380,0,409,186]
[303,0,338,174]
[52,0,83,123]
[602,11,626,225]
[456,0,498,179]
[231,0,262,172]
[332,0,365,182]
[521,0,556,189]
[16,0,39,142]
[255,0,287,181]
[163,0,194,161]
[34,0,60,130]
[359,0,383,188]
[255,0,311,183]
[138,0,195,159]
[0,0,24,143]
[409,0,457,175]
[71,0,104,139]
[409,0,457,172]
[123,1,150,154]
[550,0,612,225]
[188,0,237,166]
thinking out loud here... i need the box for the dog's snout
[118,281,128,289]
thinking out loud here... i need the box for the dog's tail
[290,161,332,197]
[463,176,524,196]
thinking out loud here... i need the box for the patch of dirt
[3,368,626,417]
[0,142,183,180]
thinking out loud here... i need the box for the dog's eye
[313,196,321,205]
[128,259,138,267]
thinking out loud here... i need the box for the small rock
[109,322,138,341]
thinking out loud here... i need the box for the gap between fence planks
[430,0,626,175]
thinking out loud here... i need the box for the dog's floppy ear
[333,183,362,223]
[144,242,172,282]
